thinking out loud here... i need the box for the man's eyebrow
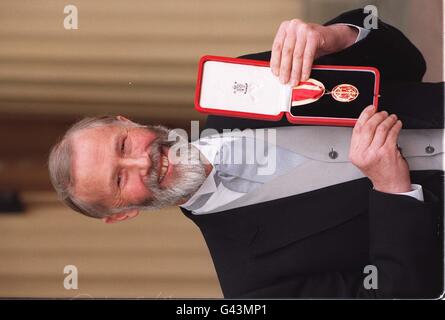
[108,131,122,194]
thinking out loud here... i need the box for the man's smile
[158,146,171,185]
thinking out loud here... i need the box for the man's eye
[121,138,126,154]
[117,174,122,187]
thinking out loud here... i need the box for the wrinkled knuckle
[307,26,318,37]
[283,45,293,55]
[318,35,327,48]
[298,23,309,34]
[287,20,298,31]
[306,24,315,31]
[374,116,383,123]
[293,51,303,61]
[361,126,371,135]
[377,124,388,134]
[280,20,289,29]
[379,111,389,119]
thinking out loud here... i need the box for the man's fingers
[384,119,403,148]
[279,31,297,84]
[351,106,374,148]
[270,22,287,76]
[358,110,389,147]
[289,31,306,86]
[366,111,389,130]
[355,105,376,129]
[299,35,317,83]
[369,114,398,149]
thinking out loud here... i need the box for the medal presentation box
[194,55,380,126]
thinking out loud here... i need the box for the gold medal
[330,84,359,102]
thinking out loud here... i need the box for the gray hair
[48,115,134,219]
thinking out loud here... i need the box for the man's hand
[270,19,358,86]
[349,105,412,194]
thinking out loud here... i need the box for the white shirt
[345,24,371,43]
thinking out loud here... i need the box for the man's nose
[121,155,151,176]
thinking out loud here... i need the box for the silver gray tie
[214,136,307,193]
[185,136,307,211]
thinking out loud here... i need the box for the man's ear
[101,209,140,224]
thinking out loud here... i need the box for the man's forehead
[70,126,120,204]
[72,125,119,141]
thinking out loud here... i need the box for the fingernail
[302,73,308,80]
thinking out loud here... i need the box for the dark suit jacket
[180,9,444,298]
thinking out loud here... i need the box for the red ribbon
[291,81,324,102]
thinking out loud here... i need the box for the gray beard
[137,125,207,211]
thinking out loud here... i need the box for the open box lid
[195,55,380,126]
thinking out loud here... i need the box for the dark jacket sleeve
[238,188,443,299]
[319,8,426,82]
[365,189,443,298]
[204,8,427,133]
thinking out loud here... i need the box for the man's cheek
[125,182,152,203]
[135,130,157,152]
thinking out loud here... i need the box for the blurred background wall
[0,0,442,298]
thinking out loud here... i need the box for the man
[48,9,444,298]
